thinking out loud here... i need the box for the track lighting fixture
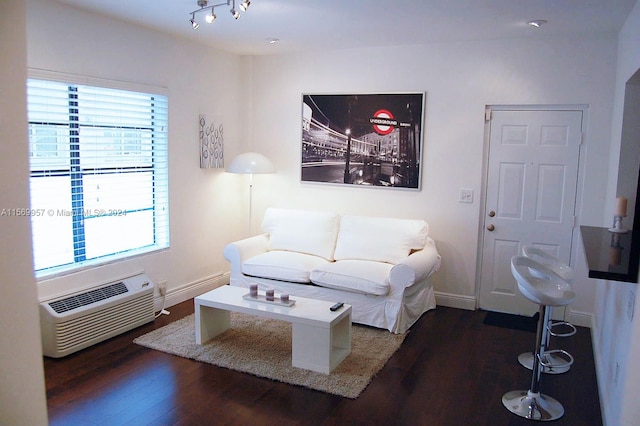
[189,0,249,29]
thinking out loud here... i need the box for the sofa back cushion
[334,215,428,264]
[262,208,340,260]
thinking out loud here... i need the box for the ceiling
[54,0,637,56]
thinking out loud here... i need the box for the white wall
[0,0,48,424]
[596,1,640,424]
[27,0,250,303]
[248,34,618,318]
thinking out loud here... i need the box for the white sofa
[223,208,441,333]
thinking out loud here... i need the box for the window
[27,76,169,277]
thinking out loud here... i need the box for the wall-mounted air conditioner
[40,273,155,358]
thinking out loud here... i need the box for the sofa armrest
[223,234,270,277]
[389,237,441,289]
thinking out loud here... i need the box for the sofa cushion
[333,215,428,264]
[262,208,340,260]
[242,250,329,283]
[310,260,392,296]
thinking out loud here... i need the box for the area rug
[483,311,539,333]
[133,313,406,399]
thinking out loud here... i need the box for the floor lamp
[226,152,276,235]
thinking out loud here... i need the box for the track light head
[230,8,240,19]
[239,0,250,12]
[205,9,216,23]
[190,14,199,29]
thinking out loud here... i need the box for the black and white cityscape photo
[301,93,425,189]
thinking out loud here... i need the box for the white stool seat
[511,256,576,307]
[522,246,575,284]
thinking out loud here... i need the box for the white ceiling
[54,0,637,56]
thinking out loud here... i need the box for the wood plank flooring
[44,299,602,425]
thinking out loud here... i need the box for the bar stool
[520,246,577,374]
[502,256,576,421]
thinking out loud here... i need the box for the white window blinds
[27,77,169,277]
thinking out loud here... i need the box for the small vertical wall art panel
[540,125,569,147]
[497,162,525,219]
[536,164,566,222]
[501,125,528,145]
[200,114,224,168]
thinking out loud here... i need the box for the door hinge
[485,108,492,122]
[580,132,585,145]
[573,216,577,227]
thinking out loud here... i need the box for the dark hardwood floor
[44,299,602,425]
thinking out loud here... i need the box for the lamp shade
[226,152,275,174]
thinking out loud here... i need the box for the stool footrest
[538,349,574,369]
[518,350,574,374]
[548,321,577,338]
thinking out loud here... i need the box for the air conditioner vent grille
[48,281,128,314]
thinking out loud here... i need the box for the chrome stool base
[518,349,574,374]
[502,390,564,421]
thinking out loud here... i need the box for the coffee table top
[195,285,351,328]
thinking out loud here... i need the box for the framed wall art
[200,114,224,168]
[301,93,425,189]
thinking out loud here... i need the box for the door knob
[488,210,496,217]
[487,224,495,231]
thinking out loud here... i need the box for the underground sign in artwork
[301,93,425,189]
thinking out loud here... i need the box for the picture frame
[301,93,425,189]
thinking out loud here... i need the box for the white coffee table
[194,285,352,374]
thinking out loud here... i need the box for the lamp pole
[248,173,254,235]
[343,128,351,183]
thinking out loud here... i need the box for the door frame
[475,104,589,310]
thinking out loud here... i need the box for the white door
[479,108,583,315]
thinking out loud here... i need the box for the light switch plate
[459,189,474,203]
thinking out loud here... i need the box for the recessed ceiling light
[527,19,547,28]
[266,38,280,45]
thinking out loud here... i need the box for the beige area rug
[134,312,406,399]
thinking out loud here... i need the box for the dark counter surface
[580,225,639,283]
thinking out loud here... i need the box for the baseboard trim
[568,308,592,328]
[435,291,476,311]
[156,273,229,311]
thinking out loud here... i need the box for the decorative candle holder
[266,289,275,301]
[608,215,628,234]
[280,293,289,303]
[249,283,258,298]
